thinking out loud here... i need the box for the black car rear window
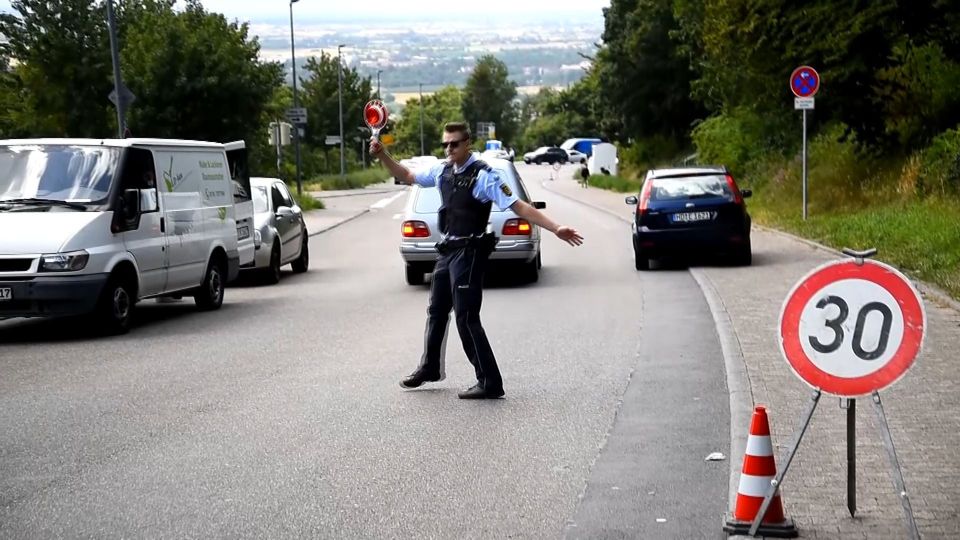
[649,175,732,201]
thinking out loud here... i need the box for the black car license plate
[671,211,713,223]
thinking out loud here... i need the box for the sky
[0,1,611,23]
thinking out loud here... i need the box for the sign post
[790,66,820,220]
[752,249,925,538]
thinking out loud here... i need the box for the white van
[0,138,246,333]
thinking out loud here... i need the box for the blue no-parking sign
[790,66,820,98]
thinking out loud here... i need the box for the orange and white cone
[723,406,798,538]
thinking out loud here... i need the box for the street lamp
[376,69,383,99]
[289,0,303,195]
[419,83,425,156]
[105,0,127,138]
[337,44,346,180]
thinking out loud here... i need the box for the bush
[691,107,793,176]
[305,167,391,191]
[619,135,683,171]
[918,127,960,196]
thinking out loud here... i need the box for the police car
[399,158,544,285]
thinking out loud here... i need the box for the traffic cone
[723,406,798,537]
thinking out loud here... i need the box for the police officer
[370,122,583,399]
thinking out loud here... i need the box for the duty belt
[435,233,497,255]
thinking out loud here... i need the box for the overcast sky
[0,1,610,22]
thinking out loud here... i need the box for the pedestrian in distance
[578,164,589,188]
[369,122,584,399]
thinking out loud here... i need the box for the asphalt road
[0,163,730,539]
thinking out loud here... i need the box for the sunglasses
[440,138,467,149]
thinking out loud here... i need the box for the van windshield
[0,145,120,204]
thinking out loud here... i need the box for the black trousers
[417,244,502,391]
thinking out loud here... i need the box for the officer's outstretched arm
[510,200,584,246]
[369,137,416,185]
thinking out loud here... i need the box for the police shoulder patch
[500,183,513,197]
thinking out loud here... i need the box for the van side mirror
[140,188,159,212]
[740,189,752,199]
[532,201,546,209]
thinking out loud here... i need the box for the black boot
[457,383,505,399]
[399,369,444,389]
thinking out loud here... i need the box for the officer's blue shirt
[413,152,519,211]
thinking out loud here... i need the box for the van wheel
[95,275,135,334]
[405,264,425,286]
[194,257,225,311]
[262,243,282,284]
[291,235,309,273]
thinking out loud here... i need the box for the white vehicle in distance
[0,138,245,334]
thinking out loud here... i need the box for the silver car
[247,177,309,283]
[399,158,545,285]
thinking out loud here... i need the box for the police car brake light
[502,219,531,235]
[402,220,431,238]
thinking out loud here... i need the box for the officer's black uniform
[414,159,503,395]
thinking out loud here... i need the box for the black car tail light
[636,180,654,218]
[725,174,744,205]
[402,220,430,238]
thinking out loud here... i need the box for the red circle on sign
[364,100,388,130]
[790,66,820,98]
[779,260,925,396]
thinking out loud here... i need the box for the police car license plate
[672,211,713,223]
[0,288,11,301]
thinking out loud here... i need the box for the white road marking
[371,191,405,210]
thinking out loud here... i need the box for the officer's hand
[369,137,384,157]
[555,226,583,246]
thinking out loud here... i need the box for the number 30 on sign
[778,259,926,397]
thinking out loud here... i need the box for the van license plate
[0,288,11,301]
[672,211,713,223]
[237,226,250,240]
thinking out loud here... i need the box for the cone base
[723,516,798,538]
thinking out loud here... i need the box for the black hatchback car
[625,167,752,270]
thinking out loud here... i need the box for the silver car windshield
[414,165,528,213]
[0,145,120,203]
[253,185,269,213]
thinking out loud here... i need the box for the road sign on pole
[779,258,925,397]
[286,107,308,125]
[790,66,820,220]
[790,66,820,98]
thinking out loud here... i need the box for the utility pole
[106,0,127,138]
[419,83,425,156]
[377,70,383,99]
[289,0,302,195]
[338,44,346,180]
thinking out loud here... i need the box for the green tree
[0,0,114,136]
[120,0,282,143]
[461,55,518,145]
[297,52,373,173]
[391,85,464,157]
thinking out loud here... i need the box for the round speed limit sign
[779,259,926,396]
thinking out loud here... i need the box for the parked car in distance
[523,146,568,165]
[394,155,440,184]
[565,148,588,164]
[625,166,752,270]
[399,157,545,285]
[247,177,309,283]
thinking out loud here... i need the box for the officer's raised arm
[369,138,416,185]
